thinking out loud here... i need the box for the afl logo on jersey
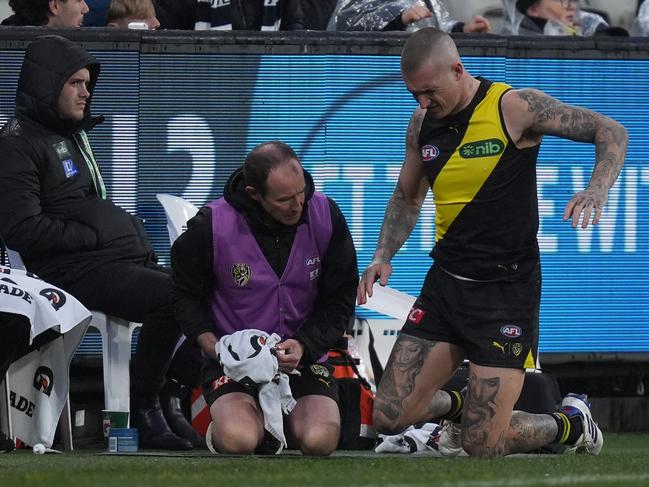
[421,145,440,162]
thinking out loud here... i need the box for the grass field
[1,433,648,487]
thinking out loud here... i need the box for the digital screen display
[1,45,646,355]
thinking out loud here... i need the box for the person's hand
[401,5,433,26]
[357,260,393,305]
[563,187,608,229]
[197,331,219,361]
[274,338,304,371]
[463,15,491,33]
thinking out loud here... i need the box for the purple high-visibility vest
[208,192,332,338]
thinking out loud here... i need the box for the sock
[550,412,583,444]
[441,390,464,423]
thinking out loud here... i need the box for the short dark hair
[401,28,458,75]
[243,141,300,196]
[9,0,56,25]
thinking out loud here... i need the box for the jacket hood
[224,165,316,231]
[15,35,101,133]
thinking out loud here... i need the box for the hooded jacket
[171,166,358,365]
[0,35,155,285]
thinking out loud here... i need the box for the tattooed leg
[373,335,462,435]
[461,365,524,458]
[506,411,558,454]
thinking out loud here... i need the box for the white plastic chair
[155,194,199,245]
[155,193,199,354]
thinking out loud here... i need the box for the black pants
[61,261,200,404]
[0,312,61,380]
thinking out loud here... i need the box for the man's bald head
[401,28,460,76]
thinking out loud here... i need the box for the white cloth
[1,266,91,448]
[0,266,91,343]
[217,329,298,452]
[376,423,441,455]
[375,422,466,456]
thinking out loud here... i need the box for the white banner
[1,266,91,447]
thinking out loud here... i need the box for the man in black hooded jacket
[0,35,200,450]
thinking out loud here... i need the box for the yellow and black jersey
[418,77,541,281]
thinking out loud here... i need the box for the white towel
[217,329,298,452]
[0,266,91,448]
[375,424,442,454]
[0,266,91,343]
[375,422,467,457]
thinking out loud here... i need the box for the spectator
[106,0,160,29]
[194,0,303,30]
[86,0,193,29]
[505,0,627,36]
[1,0,89,27]
[171,141,358,455]
[0,35,201,450]
[327,0,491,33]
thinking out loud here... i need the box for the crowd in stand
[1,0,648,36]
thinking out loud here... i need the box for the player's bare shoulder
[406,107,427,151]
[500,88,546,148]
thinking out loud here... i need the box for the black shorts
[201,359,339,407]
[400,263,540,370]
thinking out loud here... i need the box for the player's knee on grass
[298,423,340,456]
[213,421,262,454]
[461,431,506,458]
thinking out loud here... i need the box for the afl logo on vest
[231,263,251,287]
[421,145,440,162]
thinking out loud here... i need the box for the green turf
[1,434,648,487]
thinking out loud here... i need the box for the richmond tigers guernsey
[418,77,541,281]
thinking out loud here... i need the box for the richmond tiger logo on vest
[231,263,251,287]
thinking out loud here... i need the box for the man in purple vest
[171,140,358,455]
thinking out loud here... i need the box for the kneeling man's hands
[275,339,304,371]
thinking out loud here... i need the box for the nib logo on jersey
[459,139,504,159]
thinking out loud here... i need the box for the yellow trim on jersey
[433,82,511,242]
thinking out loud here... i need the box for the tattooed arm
[502,88,628,229]
[357,109,430,304]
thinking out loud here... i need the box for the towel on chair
[217,329,298,453]
[0,266,91,448]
